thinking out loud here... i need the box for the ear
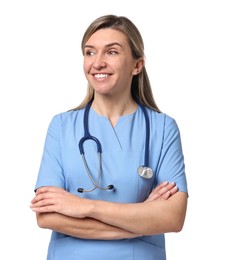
[132,58,144,75]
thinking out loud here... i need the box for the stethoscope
[77,99,154,193]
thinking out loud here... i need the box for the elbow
[136,211,187,236]
[171,214,186,233]
[173,221,184,233]
[170,193,188,233]
[36,213,50,229]
[142,222,184,236]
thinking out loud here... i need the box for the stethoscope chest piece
[138,166,154,179]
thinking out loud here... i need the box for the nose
[93,54,106,70]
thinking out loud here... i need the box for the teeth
[95,74,108,78]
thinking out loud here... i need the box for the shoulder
[145,109,182,143]
[147,109,178,129]
[50,109,84,124]
[45,109,85,136]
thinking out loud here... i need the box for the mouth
[94,73,111,79]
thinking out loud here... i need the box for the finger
[35,187,52,195]
[165,181,176,190]
[153,182,175,197]
[31,204,55,213]
[162,190,171,200]
[151,181,169,193]
[159,182,176,195]
[30,198,55,209]
[146,182,177,201]
[151,181,175,196]
[169,185,178,196]
[35,186,64,195]
[31,190,59,203]
[162,186,178,200]
[31,193,50,203]
[145,193,159,202]
[146,182,169,201]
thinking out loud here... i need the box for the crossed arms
[30,181,187,240]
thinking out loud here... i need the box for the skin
[31,182,180,239]
[31,28,188,239]
[83,28,144,126]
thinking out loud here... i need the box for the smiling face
[83,28,143,99]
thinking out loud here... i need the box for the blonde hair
[73,14,160,112]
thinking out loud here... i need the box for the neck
[92,98,137,127]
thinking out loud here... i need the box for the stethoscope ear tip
[77,188,84,193]
[107,185,114,190]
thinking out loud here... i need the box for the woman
[31,14,188,260]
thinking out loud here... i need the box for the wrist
[84,198,96,218]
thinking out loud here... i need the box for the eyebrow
[84,42,123,49]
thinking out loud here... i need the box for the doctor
[30,14,188,260]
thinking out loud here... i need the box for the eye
[108,50,118,55]
[85,49,95,56]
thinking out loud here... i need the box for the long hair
[73,14,160,112]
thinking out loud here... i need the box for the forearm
[87,192,188,236]
[31,184,186,236]
[36,212,139,240]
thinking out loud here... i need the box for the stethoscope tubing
[78,100,102,154]
[136,100,150,168]
[77,99,152,192]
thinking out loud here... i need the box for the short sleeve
[34,115,65,191]
[156,116,188,194]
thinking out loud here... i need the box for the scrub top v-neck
[34,105,188,260]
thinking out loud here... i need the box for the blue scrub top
[35,105,188,260]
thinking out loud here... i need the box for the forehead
[85,28,129,48]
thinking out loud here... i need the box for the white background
[1,0,224,259]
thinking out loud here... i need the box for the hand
[145,181,178,202]
[30,186,88,218]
